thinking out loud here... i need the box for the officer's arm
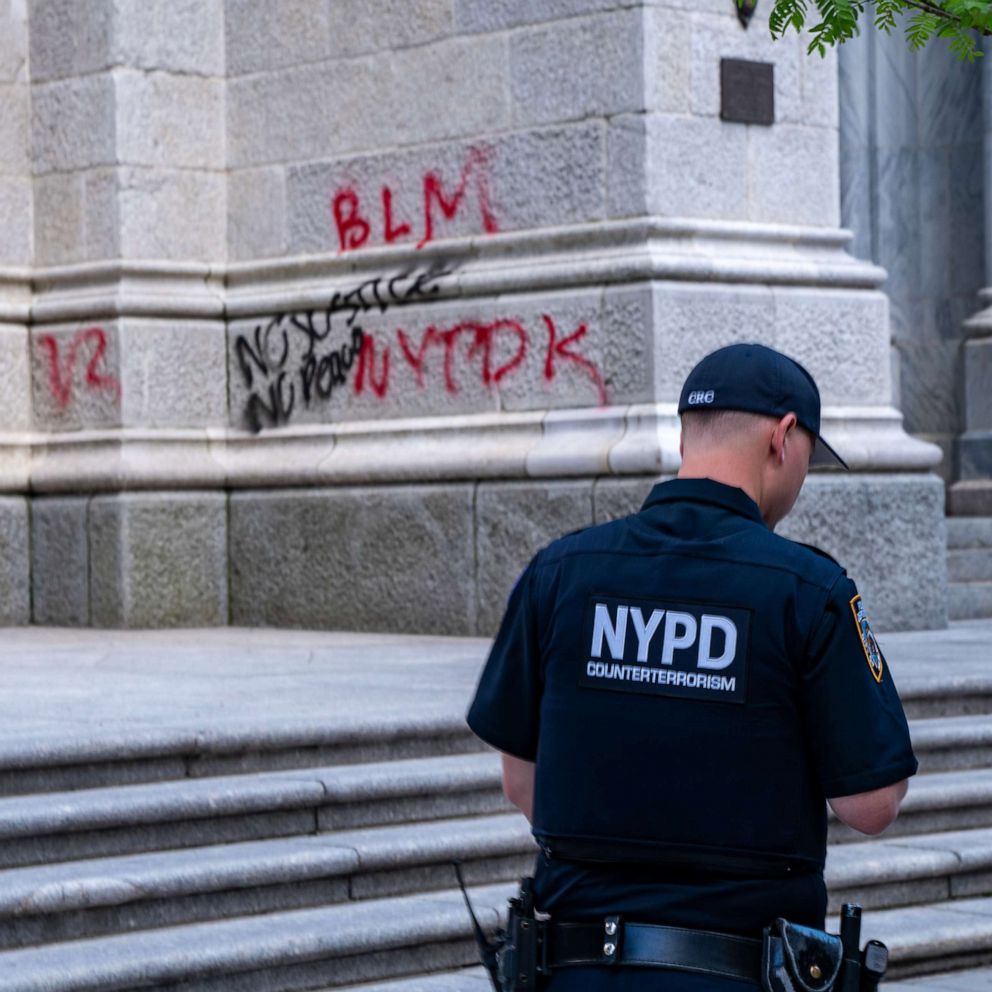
[501,753,536,823]
[827,779,908,835]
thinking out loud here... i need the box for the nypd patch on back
[579,596,750,704]
[850,594,884,684]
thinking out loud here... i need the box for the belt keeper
[602,915,622,966]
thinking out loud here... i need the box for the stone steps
[0,881,517,992]
[947,519,992,550]
[0,728,986,872]
[0,685,986,801]
[0,814,535,949]
[0,715,485,797]
[8,813,992,953]
[0,753,511,869]
[950,584,992,622]
[947,518,992,620]
[4,874,992,991]
[0,628,986,990]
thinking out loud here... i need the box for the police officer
[467,343,918,991]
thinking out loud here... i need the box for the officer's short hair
[680,409,773,447]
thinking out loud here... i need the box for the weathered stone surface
[475,480,593,635]
[30,496,89,626]
[454,0,640,34]
[225,0,331,75]
[948,518,992,549]
[965,338,992,431]
[0,497,29,625]
[28,0,114,83]
[949,583,992,622]
[509,9,644,127]
[749,124,841,228]
[650,283,777,401]
[114,0,224,76]
[30,74,116,175]
[958,434,992,483]
[644,6,690,115]
[30,321,123,431]
[227,58,396,169]
[229,486,476,634]
[389,35,511,147]
[687,7,802,123]
[778,473,947,631]
[286,122,605,255]
[118,167,225,261]
[33,168,120,266]
[593,476,658,524]
[227,167,286,261]
[327,0,454,57]
[648,284,890,409]
[89,492,229,628]
[0,0,28,83]
[0,84,29,174]
[0,322,30,432]
[949,549,992,583]
[771,288,890,406]
[115,71,225,170]
[646,113,751,221]
[0,176,33,266]
[606,113,647,218]
[119,320,227,428]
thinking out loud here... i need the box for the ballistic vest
[528,480,841,879]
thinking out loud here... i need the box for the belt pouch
[761,918,843,992]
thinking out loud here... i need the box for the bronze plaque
[720,58,774,126]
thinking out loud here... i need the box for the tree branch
[899,0,992,37]
[899,0,962,22]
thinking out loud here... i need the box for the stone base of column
[948,477,992,516]
[31,491,229,628]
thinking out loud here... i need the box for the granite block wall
[0,1,952,630]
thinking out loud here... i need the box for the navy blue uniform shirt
[467,478,917,990]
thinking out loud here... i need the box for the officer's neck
[676,452,769,526]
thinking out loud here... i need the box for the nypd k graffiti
[579,597,751,704]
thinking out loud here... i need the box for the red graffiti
[542,315,609,407]
[355,313,606,407]
[332,187,371,252]
[37,327,121,409]
[382,186,411,244]
[354,333,390,398]
[331,149,499,254]
[396,319,527,395]
[418,149,499,249]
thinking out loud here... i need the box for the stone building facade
[0,0,957,633]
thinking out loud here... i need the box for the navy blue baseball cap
[678,343,848,469]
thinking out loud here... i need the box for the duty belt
[549,917,762,982]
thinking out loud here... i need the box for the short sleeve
[466,558,544,761]
[801,575,919,798]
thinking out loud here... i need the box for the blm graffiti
[234,262,454,432]
[232,262,609,432]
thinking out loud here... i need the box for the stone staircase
[948,518,992,621]
[0,651,989,990]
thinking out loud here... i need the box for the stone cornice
[2,217,886,325]
[2,404,941,495]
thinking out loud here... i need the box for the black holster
[761,905,888,992]
[496,877,550,992]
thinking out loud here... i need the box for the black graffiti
[235,260,455,432]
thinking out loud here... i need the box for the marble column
[838,21,985,487]
[949,40,992,515]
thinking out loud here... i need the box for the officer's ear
[770,413,798,465]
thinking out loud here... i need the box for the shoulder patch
[849,594,884,684]
[797,542,842,567]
